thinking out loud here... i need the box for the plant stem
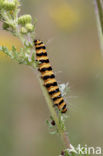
[38,77,71,149]
[95,0,103,55]
[61,131,71,149]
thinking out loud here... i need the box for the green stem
[95,0,103,55]
[38,77,71,149]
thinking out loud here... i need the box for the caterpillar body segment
[34,39,67,113]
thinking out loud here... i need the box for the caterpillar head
[34,39,43,45]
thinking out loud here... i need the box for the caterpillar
[34,39,67,113]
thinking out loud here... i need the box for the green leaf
[49,130,57,135]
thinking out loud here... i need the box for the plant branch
[95,0,103,55]
[39,77,71,149]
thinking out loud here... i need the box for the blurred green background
[0,0,103,156]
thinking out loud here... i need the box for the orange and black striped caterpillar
[34,39,67,113]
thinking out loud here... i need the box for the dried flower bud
[25,23,34,32]
[18,15,32,25]
[61,151,65,156]
[51,120,55,126]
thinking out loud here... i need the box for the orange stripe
[37,56,48,61]
[47,86,59,92]
[58,102,65,109]
[35,44,45,47]
[51,92,61,99]
[36,49,46,53]
[39,63,51,69]
[41,71,54,77]
[54,97,63,105]
[62,108,67,113]
[44,79,56,85]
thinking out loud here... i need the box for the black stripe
[49,88,59,95]
[35,42,43,46]
[52,94,62,101]
[62,104,66,110]
[45,82,57,88]
[36,52,47,56]
[59,99,64,105]
[53,103,58,107]
[40,66,52,72]
[43,74,55,80]
[39,59,49,63]
[36,46,46,50]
